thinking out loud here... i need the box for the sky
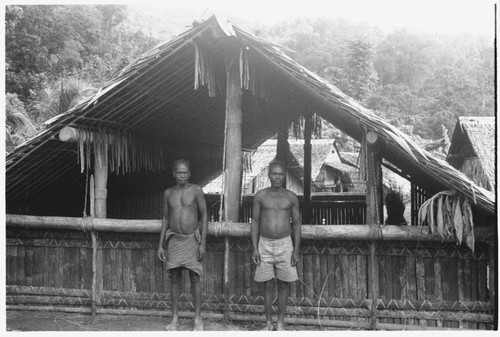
[134,0,496,35]
[5,0,496,35]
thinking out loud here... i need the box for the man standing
[157,159,208,331]
[251,160,301,331]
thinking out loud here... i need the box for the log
[58,127,78,142]
[366,131,379,145]
[6,305,373,329]
[6,214,494,242]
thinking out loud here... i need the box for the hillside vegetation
[5,5,494,148]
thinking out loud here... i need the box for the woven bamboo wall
[6,226,494,329]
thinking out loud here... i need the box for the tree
[5,5,141,103]
[342,38,378,101]
[374,29,435,89]
[6,93,37,150]
[29,77,98,124]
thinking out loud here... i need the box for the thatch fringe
[461,158,491,191]
[75,126,220,174]
[194,42,217,97]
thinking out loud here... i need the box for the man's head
[172,159,191,185]
[268,160,286,188]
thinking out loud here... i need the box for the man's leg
[263,280,275,330]
[166,268,182,331]
[276,279,289,331]
[189,270,203,331]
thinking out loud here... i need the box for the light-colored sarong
[165,229,203,276]
[254,236,298,282]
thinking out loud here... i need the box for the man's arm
[251,192,262,264]
[157,189,171,262]
[196,186,208,260]
[290,192,301,266]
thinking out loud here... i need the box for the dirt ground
[6,310,342,331]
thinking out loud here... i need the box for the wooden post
[365,131,383,330]
[90,176,97,316]
[94,146,108,219]
[303,114,313,224]
[93,145,107,317]
[276,126,289,188]
[488,238,497,329]
[223,58,243,322]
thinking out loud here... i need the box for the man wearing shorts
[251,160,301,331]
[157,159,208,331]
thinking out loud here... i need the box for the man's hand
[291,250,300,267]
[252,250,261,265]
[197,243,206,261]
[157,246,166,262]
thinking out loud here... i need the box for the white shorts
[254,236,298,283]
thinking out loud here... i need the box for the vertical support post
[90,175,97,316]
[94,147,108,219]
[93,145,107,316]
[224,59,243,225]
[223,58,243,322]
[365,131,383,330]
[303,114,313,224]
[276,126,289,188]
[276,127,289,161]
[488,238,498,329]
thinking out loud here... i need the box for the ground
[6,310,343,331]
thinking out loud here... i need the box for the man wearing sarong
[251,160,301,331]
[157,159,208,331]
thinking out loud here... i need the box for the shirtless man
[251,160,301,331]
[157,159,208,331]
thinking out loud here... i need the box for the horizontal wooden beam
[6,214,493,243]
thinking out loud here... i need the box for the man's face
[173,163,190,185]
[268,165,285,188]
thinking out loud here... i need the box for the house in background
[203,139,361,195]
[203,140,304,195]
[313,140,359,192]
[447,117,495,192]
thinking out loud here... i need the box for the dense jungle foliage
[5,5,495,148]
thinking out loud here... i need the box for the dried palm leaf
[436,196,444,239]
[453,195,464,245]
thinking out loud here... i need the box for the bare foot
[264,321,274,331]
[165,317,179,331]
[276,321,286,331]
[193,318,203,331]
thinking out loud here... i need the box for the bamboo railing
[5,214,496,330]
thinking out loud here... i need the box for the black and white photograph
[3,0,497,332]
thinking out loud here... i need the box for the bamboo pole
[8,305,474,330]
[6,214,494,242]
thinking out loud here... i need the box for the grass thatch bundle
[418,190,475,251]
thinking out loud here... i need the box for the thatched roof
[447,117,496,192]
[5,13,495,216]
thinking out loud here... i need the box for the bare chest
[168,190,196,209]
[261,194,292,211]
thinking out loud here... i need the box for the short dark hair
[172,159,190,172]
[269,159,286,172]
